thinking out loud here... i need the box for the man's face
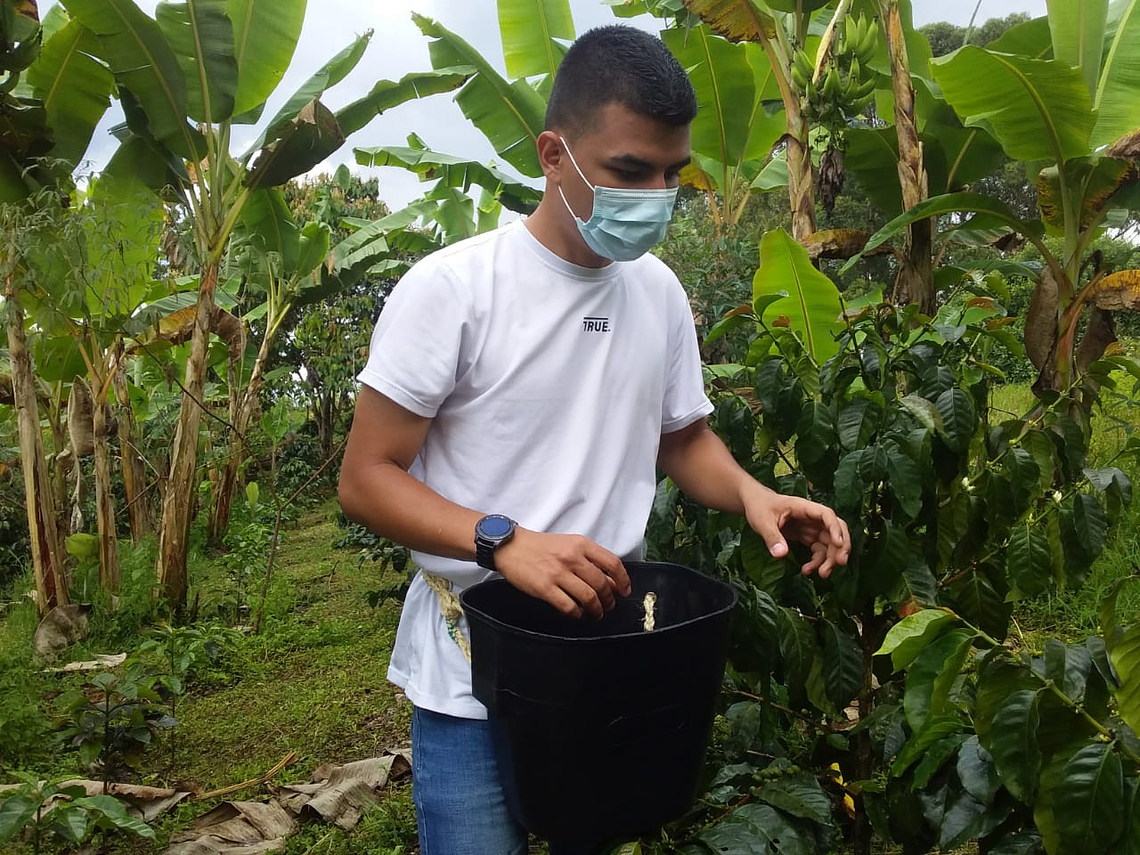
[554,102,692,223]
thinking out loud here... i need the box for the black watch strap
[474,514,516,572]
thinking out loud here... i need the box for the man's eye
[613,168,642,181]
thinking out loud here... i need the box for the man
[339,24,850,855]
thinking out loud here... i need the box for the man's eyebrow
[606,153,692,171]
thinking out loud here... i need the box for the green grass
[0,498,420,854]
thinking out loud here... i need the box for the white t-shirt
[358,220,713,719]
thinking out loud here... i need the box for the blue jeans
[411,707,606,855]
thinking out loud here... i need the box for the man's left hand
[742,482,850,578]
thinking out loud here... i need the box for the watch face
[479,515,513,539]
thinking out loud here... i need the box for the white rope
[421,569,472,663]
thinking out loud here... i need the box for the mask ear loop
[556,136,595,222]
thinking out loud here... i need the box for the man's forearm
[657,420,769,514]
[339,461,482,561]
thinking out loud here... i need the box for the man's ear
[536,131,565,181]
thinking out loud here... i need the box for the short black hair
[545,25,697,138]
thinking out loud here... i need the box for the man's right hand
[493,529,631,620]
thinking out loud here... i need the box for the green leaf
[65,532,99,560]
[876,608,958,672]
[1046,0,1108,98]
[336,69,473,138]
[892,716,966,776]
[354,144,541,214]
[239,33,368,160]
[885,443,923,519]
[1110,623,1140,735]
[155,0,238,123]
[0,794,38,843]
[698,803,811,855]
[931,46,1096,164]
[755,773,833,825]
[957,735,1002,805]
[1053,742,1125,851]
[295,221,331,280]
[901,558,940,610]
[51,805,89,843]
[777,607,817,708]
[1070,492,1108,557]
[899,393,942,433]
[415,12,546,178]
[1007,521,1054,596]
[841,193,1039,273]
[947,570,1010,640]
[989,688,1042,803]
[662,25,754,169]
[753,229,842,364]
[234,187,299,273]
[1043,638,1093,703]
[821,620,863,711]
[62,0,203,160]
[903,628,974,731]
[228,0,305,117]
[498,0,573,79]
[836,397,883,451]
[913,734,969,789]
[26,19,115,167]
[935,387,975,453]
[1092,0,1140,148]
[245,98,344,190]
[73,795,155,838]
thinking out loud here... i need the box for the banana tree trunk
[111,355,153,542]
[786,98,817,241]
[208,323,273,543]
[157,262,219,607]
[46,386,71,552]
[5,295,70,616]
[884,1,934,313]
[92,394,121,591]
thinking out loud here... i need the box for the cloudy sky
[43,0,1047,211]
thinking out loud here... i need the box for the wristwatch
[475,514,516,572]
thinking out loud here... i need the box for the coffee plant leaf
[1053,741,1125,852]
[1110,623,1140,736]
[1007,521,1054,597]
[876,608,958,672]
[904,628,975,732]
[989,688,1042,803]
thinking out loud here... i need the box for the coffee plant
[635,281,1140,854]
[0,773,154,854]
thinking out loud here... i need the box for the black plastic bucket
[460,561,737,842]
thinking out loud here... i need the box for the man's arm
[339,386,630,618]
[657,418,850,577]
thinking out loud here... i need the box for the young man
[339,25,850,855]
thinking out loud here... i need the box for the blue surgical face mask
[557,137,679,262]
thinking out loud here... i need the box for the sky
[41,0,1048,212]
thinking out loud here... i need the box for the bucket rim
[459,560,739,644]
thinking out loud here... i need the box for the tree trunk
[208,327,272,543]
[111,355,153,542]
[884,1,934,313]
[786,108,817,242]
[92,395,121,591]
[157,262,219,607]
[5,296,70,616]
[46,386,71,554]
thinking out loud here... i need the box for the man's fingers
[751,513,789,558]
[561,573,605,620]
[584,541,631,596]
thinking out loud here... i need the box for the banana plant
[843,0,1140,399]
[45,0,471,605]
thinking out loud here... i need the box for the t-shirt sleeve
[662,276,714,434]
[357,257,471,418]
